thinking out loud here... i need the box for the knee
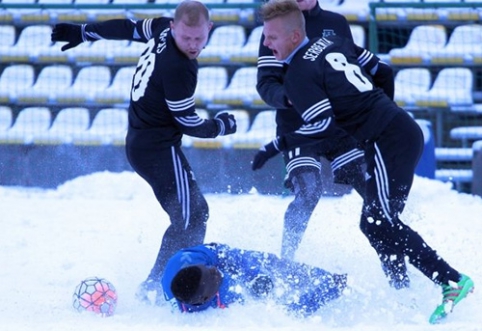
[290,170,323,203]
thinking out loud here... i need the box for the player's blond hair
[260,0,305,32]
[174,0,210,26]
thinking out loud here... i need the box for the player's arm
[51,17,171,51]
[252,71,342,170]
[165,64,236,138]
[256,36,292,109]
[354,44,394,100]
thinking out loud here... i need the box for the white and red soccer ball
[73,277,118,317]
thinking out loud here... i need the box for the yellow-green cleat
[429,274,474,324]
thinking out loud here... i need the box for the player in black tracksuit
[253,4,472,317]
[51,1,237,304]
[256,0,398,276]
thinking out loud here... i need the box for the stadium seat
[350,25,365,47]
[69,39,131,63]
[55,65,112,105]
[388,25,447,64]
[110,41,147,64]
[225,0,256,24]
[211,67,261,107]
[0,106,13,133]
[77,0,128,22]
[430,24,482,64]
[93,66,135,105]
[0,64,35,104]
[229,25,263,64]
[393,68,432,107]
[71,108,128,145]
[231,110,277,149]
[32,107,91,145]
[0,25,53,63]
[412,68,473,108]
[195,66,229,106]
[327,0,370,22]
[450,126,482,148]
[0,25,16,49]
[2,0,52,25]
[16,65,73,104]
[198,25,246,64]
[0,107,52,144]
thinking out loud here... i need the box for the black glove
[214,112,237,136]
[252,141,280,170]
[248,274,273,298]
[51,23,84,51]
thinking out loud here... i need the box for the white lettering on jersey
[303,38,333,62]
[325,52,373,92]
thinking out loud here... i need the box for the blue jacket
[161,243,344,315]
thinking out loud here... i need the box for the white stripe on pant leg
[374,143,392,224]
[171,147,191,229]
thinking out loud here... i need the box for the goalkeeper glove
[252,140,280,170]
[214,112,237,136]
[51,23,92,51]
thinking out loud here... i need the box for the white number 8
[132,39,156,102]
[325,52,373,92]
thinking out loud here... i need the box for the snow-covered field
[1,171,480,331]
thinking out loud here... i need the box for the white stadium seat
[55,65,112,104]
[71,108,128,145]
[16,65,73,104]
[198,25,246,63]
[33,107,91,144]
[229,25,263,63]
[232,110,277,149]
[389,25,447,64]
[0,106,13,133]
[0,25,52,63]
[195,66,229,106]
[430,24,482,64]
[393,68,432,107]
[0,64,35,103]
[0,107,52,144]
[211,67,261,107]
[411,68,473,108]
[93,66,135,105]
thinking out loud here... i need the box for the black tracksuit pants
[126,142,209,281]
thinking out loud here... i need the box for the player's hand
[252,141,280,170]
[214,112,237,136]
[51,23,83,51]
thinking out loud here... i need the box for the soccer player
[162,242,347,315]
[252,0,474,323]
[256,0,403,287]
[51,0,237,305]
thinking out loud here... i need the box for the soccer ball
[72,277,118,317]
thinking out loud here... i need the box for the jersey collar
[283,37,310,64]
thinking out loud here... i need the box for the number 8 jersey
[283,36,403,148]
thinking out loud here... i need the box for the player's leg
[281,146,323,260]
[127,144,208,303]
[361,111,464,289]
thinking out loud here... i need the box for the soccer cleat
[429,274,474,324]
[135,278,164,306]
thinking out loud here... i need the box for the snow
[0,171,481,331]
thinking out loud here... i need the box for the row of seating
[0,106,277,147]
[0,24,366,65]
[3,62,479,111]
[1,0,481,24]
[0,0,258,25]
[4,23,481,67]
[384,24,482,66]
